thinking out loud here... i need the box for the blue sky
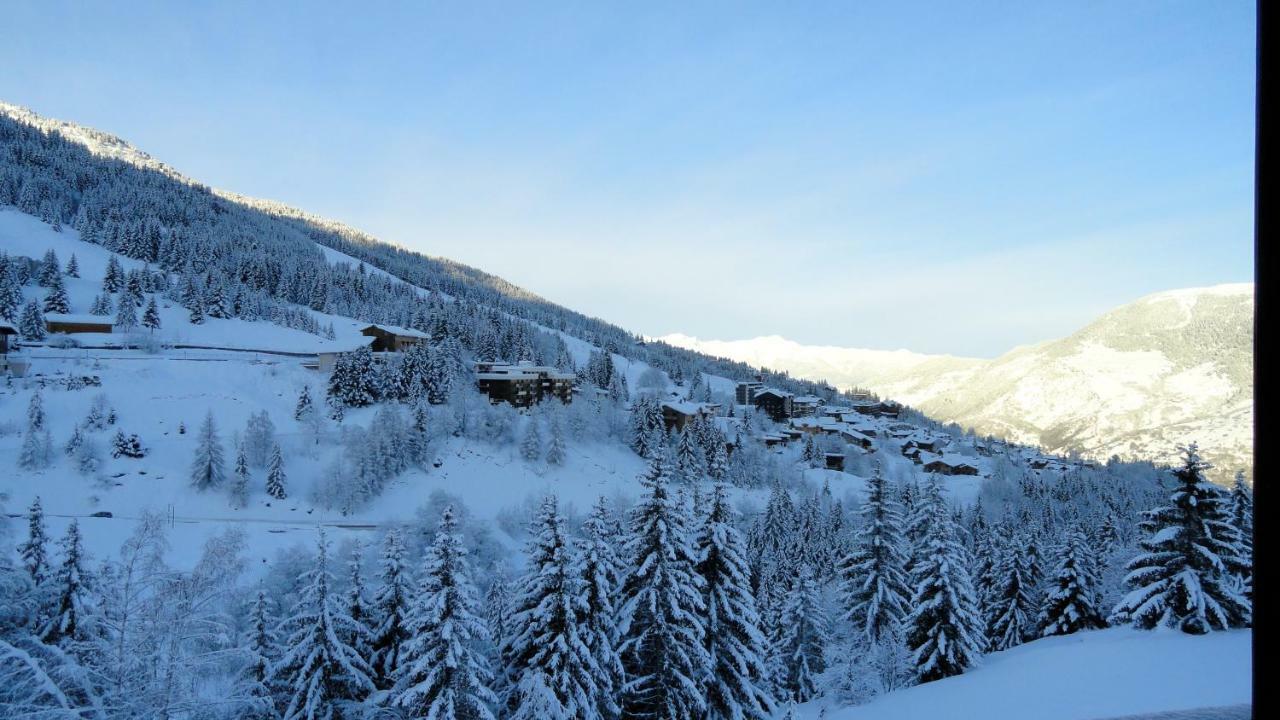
[0,1,1255,356]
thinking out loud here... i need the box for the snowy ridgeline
[0,104,1256,718]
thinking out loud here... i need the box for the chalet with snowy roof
[790,416,841,435]
[360,324,429,352]
[902,434,946,455]
[660,401,720,432]
[46,314,113,335]
[792,395,822,417]
[922,455,981,476]
[838,427,875,450]
[751,387,794,421]
[1,321,20,376]
[824,453,846,471]
[735,380,765,406]
[475,360,575,408]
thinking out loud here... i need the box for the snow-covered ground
[801,628,1252,720]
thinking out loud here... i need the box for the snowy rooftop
[360,323,430,339]
[45,313,114,325]
[661,400,718,416]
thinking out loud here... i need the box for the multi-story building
[475,360,575,407]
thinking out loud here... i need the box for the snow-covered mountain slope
[800,628,1252,720]
[661,285,1254,483]
[656,333,984,393]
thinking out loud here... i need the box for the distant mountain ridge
[661,283,1254,483]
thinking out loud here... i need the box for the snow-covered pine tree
[391,505,496,719]
[370,529,411,690]
[485,569,516,708]
[103,255,124,294]
[190,411,227,491]
[41,520,93,646]
[240,587,279,719]
[141,296,161,330]
[189,299,205,325]
[343,542,376,676]
[19,299,46,340]
[520,417,542,462]
[774,563,830,703]
[1110,444,1251,633]
[37,249,60,286]
[1228,470,1253,599]
[985,533,1037,651]
[904,478,984,684]
[675,426,705,485]
[114,290,138,331]
[270,532,374,719]
[294,386,314,422]
[617,453,710,719]
[695,483,776,720]
[42,271,69,314]
[1038,526,1105,637]
[839,463,911,645]
[89,292,113,316]
[327,348,378,408]
[546,413,566,466]
[65,253,79,278]
[244,410,277,468]
[575,496,624,720]
[425,344,456,405]
[19,496,50,586]
[502,495,605,719]
[266,443,288,500]
[749,479,795,586]
[230,444,251,509]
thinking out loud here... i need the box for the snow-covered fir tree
[18,299,46,340]
[574,496,625,720]
[114,291,138,331]
[37,249,60,286]
[1110,444,1251,633]
[240,587,279,720]
[19,496,50,587]
[695,483,776,720]
[502,495,607,719]
[65,252,79,277]
[985,531,1038,651]
[617,453,710,720]
[520,417,542,462]
[904,478,984,684]
[230,444,251,510]
[270,532,374,720]
[141,296,161,330]
[244,410,278,468]
[370,529,411,690]
[342,542,376,677]
[774,564,829,704]
[546,413,566,466]
[42,271,69,314]
[391,505,496,719]
[1228,470,1253,599]
[294,386,315,422]
[839,464,911,645]
[89,292,113,316]
[1038,526,1106,637]
[190,411,227,491]
[41,520,93,646]
[266,443,288,500]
